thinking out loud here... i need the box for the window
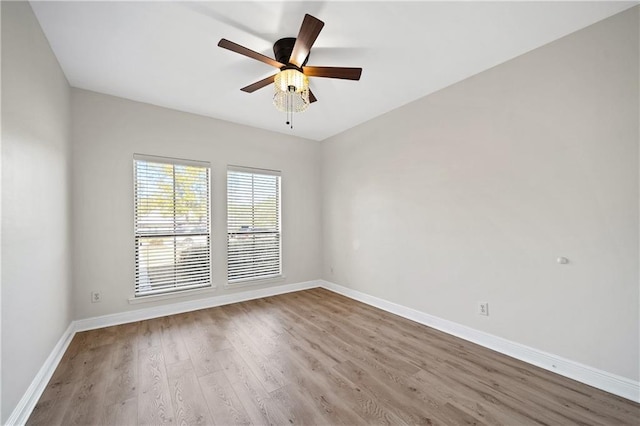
[227,166,281,283]
[134,154,211,296]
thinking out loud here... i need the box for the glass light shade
[273,69,310,113]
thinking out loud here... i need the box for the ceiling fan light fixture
[273,69,310,113]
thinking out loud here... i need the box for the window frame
[226,165,282,285]
[133,153,212,298]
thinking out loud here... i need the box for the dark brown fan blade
[309,90,317,103]
[289,14,325,67]
[218,39,285,69]
[241,74,277,93]
[303,66,362,80]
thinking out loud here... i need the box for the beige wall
[321,7,639,381]
[1,2,72,422]
[71,89,322,320]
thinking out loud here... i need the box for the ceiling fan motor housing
[273,37,309,68]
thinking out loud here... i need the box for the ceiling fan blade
[240,74,277,93]
[303,66,362,80]
[289,14,325,67]
[218,39,285,69]
[309,90,317,103]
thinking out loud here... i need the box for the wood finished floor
[28,288,639,425]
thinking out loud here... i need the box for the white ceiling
[31,1,636,141]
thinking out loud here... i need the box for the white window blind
[227,166,281,283]
[134,155,211,296]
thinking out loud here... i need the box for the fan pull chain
[285,92,294,129]
[289,102,294,129]
[289,92,293,129]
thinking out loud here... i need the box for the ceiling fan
[218,14,362,127]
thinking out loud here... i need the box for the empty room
[2,1,639,425]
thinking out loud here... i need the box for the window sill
[225,275,286,290]
[128,285,217,304]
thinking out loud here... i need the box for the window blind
[227,166,281,283]
[134,155,211,296]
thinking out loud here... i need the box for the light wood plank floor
[28,288,639,425]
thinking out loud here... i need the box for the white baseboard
[5,322,76,426]
[74,280,321,332]
[319,280,640,403]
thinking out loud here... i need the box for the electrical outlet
[91,291,101,303]
[477,302,489,316]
